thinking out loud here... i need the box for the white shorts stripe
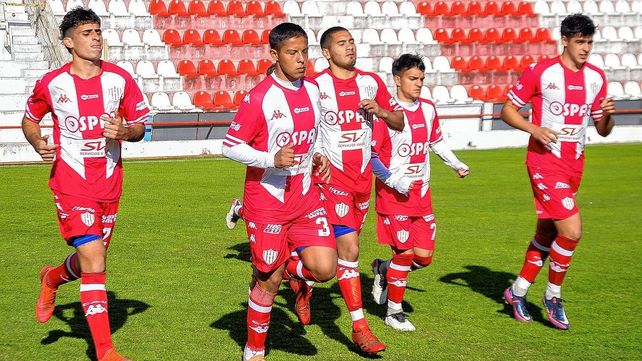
[389,262,411,272]
[531,239,551,252]
[338,258,359,268]
[80,284,106,292]
[551,241,574,257]
[248,299,272,313]
[349,308,364,321]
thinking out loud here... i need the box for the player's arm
[370,151,413,195]
[430,140,469,178]
[501,100,559,145]
[22,117,57,161]
[594,97,615,137]
[103,114,145,142]
[360,100,404,131]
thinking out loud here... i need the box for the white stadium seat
[624,81,642,98]
[151,92,174,111]
[172,91,195,111]
[116,61,136,77]
[87,0,108,16]
[431,85,452,104]
[607,81,626,99]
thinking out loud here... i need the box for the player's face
[271,35,308,82]
[561,34,593,66]
[395,67,424,103]
[323,30,357,70]
[64,22,103,62]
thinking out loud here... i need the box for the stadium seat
[103,29,122,46]
[314,58,329,72]
[213,90,235,111]
[168,0,188,15]
[607,81,626,99]
[188,0,207,16]
[122,29,143,46]
[151,92,174,111]
[177,60,198,77]
[379,57,394,73]
[149,0,168,16]
[193,91,216,111]
[163,29,183,46]
[257,59,273,75]
[566,0,583,13]
[208,0,226,16]
[136,60,157,78]
[198,59,218,76]
[416,1,431,16]
[486,84,506,102]
[233,90,248,107]
[468,85,485,101]
[624,81,642,98]
[173,91,195,111]
[87,0,108,16]
[431,85,452,104]
[129,0,149,16]
[223,29,242,46]
[450,84,472,103]
[420,86,431,100]
[218,59,238,76]
[48,0,65,16]
[265,1,286,18]
[238,59,258,77]
[184,29,203,46]
[450,56,466,71]
[116,61,136,77]
[65,0,83,12]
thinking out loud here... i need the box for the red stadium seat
[194,91,216,111]
[469,84,485,100]
[518,28,534,43]
[218,59,238,76]
[168,0,188,16]
[466,1,482,16]
[198,59,218,76]
[450,1,465,16]
[503,55,519,71]
[519,55,535,71]
[468,28,484,43]
[433,1,448,16]
[500,1,516,16]
[467,55,485,71]
[483,28,501,43]
[203,29,223,45]
[207,0,226,16]
[261,29,270,44]
[237,59,258,76]
[233,90,248,107]
[501,28,517,43]
[451,56,466,71]
[242,29,261,45]
[416,1,431,16]
[516,1,534,16]
[265,0,285,17]
[213,90,234,111]
[257,59,273,75]
[535,27,553,42]
[433,28,449,43]
[149,0,168,16]
[162,29,183,45]
[483,1,499,16]
[223,29,242,45]
[486,84,505,102]
[183,29,202,46]
[486,55,502,71]
[188,0,207,16]
[451,28,466,43]
[245,0,265,17]
[177,60,198,77]
[226,0,245,17]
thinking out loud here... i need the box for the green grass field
[1,143,641,361]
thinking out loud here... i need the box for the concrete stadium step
[8,26,35,37]
[0,79,27,94]
[12,35,39,45]
[1,94,30,111]
[0,111,26,125]
[0,61,49,74]
[22,68,48,78]
[12,44,42,53]
[13,52,44,62]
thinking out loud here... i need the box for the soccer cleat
[543,296,570,330]
[289,278,312,325]
[243,344,266,361]
[384,312,416,332]
[226,199,242,229]
[371,259,387,305]
[503,286,532,322]
[352,326,386,354]
[36,265,58,323]
[99,348,132,361]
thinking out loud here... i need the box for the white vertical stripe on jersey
[101,72,126,179]
[316,72,344,172]
[50,73,86,179]
[581,67,604,159]
[354,74,378,172]
[540,64,564,159]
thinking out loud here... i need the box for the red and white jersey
[313,68,400,194]
[223,75,322,224]
[24,61,149,202]
[373,98,442,216]
[508,56,607,174]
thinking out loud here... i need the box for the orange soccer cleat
[100,348,132,361]
[289,278,312,325]
[352,326,386,354]
[36,265,57,323]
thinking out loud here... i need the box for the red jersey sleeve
[223,92,264,148]
[507,64,539,108]
[119,74,150,125]
[590,72,608,121]
[24,79,51,123]
[374,76,401,112]
[429,111,444,144]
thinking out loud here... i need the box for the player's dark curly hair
[560,14,596,38]
[392,53,425,76]
[269,23,307,50]
[59,7,101,39]
[320,26,350,49]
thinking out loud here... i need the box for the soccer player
[221,23,337,361]
[369,54,469,331]
[501,14,615,330]
[302,26,405,354]
[22,8,149,361]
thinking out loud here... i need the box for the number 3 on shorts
[316,217,331,237]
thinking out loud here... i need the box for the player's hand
[530,126,559,145]
[102,114,128,140]
[34,134,58,161]
[360,99,384,118]
[313,152,331,183]
[385,172,413,196]
[274,143,297,168]
[456,168,469,178]
[600,97,616,116]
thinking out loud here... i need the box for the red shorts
[53,191,119,247]
[318,184,370,231]
[527,166,582,220]
[376,213,437,251]
[245,205,335,273]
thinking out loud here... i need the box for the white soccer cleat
[226,199,242,229]
[371,259,388,305]
[384,312,416,332]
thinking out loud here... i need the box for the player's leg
[244,220,289,361]
[225,198,244,229]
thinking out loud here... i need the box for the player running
[369,54,469,331]
[221,23,337,361]
[501,14,615,330]
[23,8,149,361]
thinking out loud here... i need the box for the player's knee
[412,254,433,269]
[313,266,336,282]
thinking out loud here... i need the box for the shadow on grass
[40,291,150,360]
[438,265,546,324]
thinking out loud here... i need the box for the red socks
[80,272,112,360]
[548,235,579,286]
[46,252,81,287]
[246,284,276,353]
[518,234,554,282]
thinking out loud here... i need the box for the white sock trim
[65,252,80,279]
[338,258,359,268]
[248,299,272,313]
[513,277,531,297]
[531,238,551,252]
[349,308,364,321]
[79,284,105,292]
[545,282,562,299]
[551,241,574,257]
[387,300,402,313]
[389,262,411,272]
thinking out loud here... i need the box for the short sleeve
[223,92,263,147]
[371,117,388,154]
[374,75,402,112]
[118,74,150,125]
[590,73,608,121]
[24,79,51,123]
[507,64,538,108]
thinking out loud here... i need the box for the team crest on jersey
[263,249,279,265]
[335,203,349,218]
[57,94,70,103]
[271,109,286,120]
[81,212,95,227]
[562,197,575,210]
[396,230,410,243]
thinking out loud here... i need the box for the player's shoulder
[311,68,331,82]
[584,61,607,78]
[418,97,436,108]
[355,68,385,84]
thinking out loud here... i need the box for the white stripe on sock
[79,284,105,292]
[389,262,411,272]
[551,241,574,257]
[531,238,550,252]
[349,308,364,321]
[338,258,359,268]
[248,299,272,313]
